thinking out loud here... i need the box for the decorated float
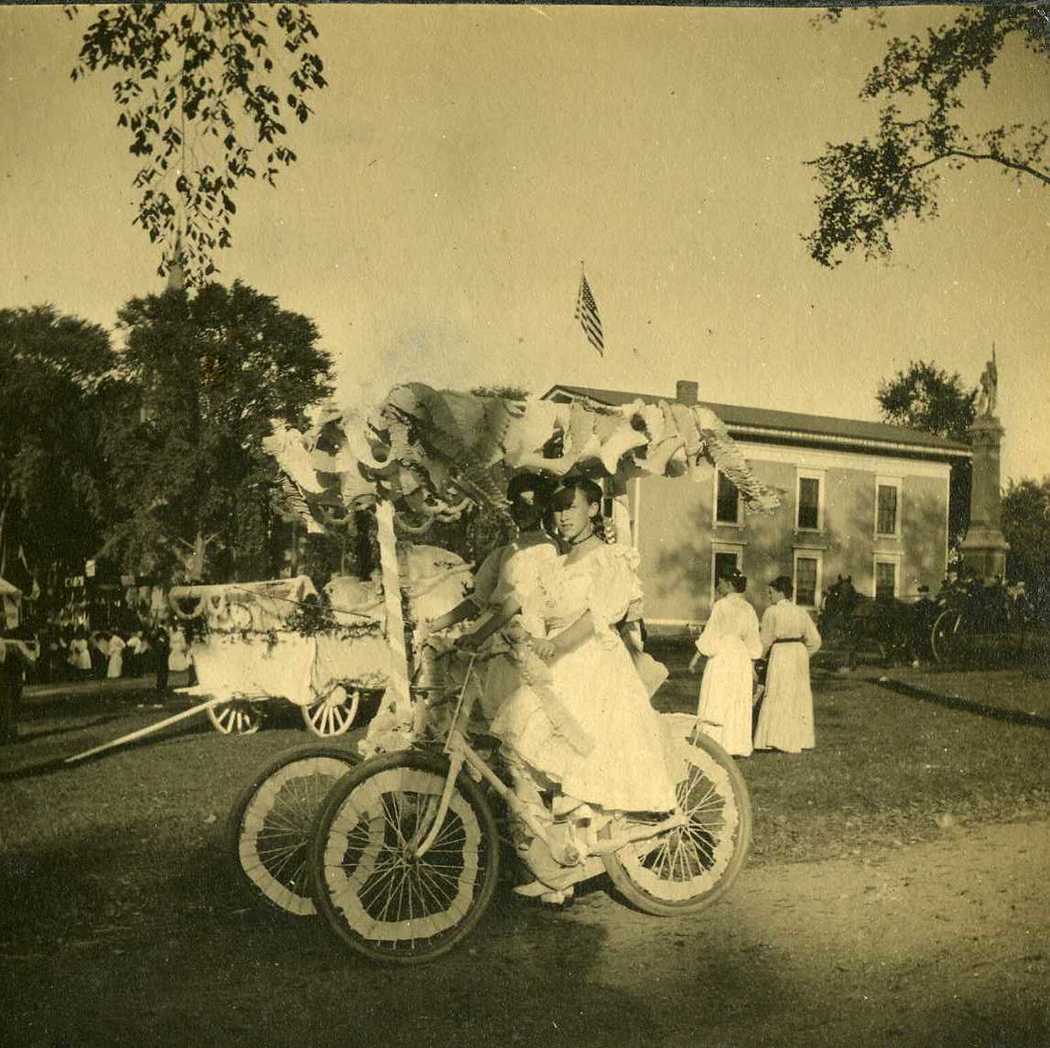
[66,382,779,763]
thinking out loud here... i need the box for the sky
[2,3,1049,484]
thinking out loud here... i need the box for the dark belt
[769,636,805,647]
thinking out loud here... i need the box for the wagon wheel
[930,610,962,665]
[207,698,265,735]
[301,685,361,738]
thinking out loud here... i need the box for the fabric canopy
[264,383,781,536]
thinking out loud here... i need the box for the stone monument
[959,350,1010,580]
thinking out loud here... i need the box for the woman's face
[553,487,597,543]
[767,586,780,603]
[716,577,734,598]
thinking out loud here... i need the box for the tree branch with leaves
[67,2,327,283]
[806,5,1050,267]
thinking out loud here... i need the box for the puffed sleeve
[586,545,643,648]
[491,546,545,611]
[695,599,728,657]
[802,607,822,656]
[742,603,763,660]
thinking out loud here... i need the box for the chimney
[676,380,699,404]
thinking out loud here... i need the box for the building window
[873,555,900,600]
[714,470,741,525]
[875,477,901,537]
[793,551,822,609]
[711,547,742,605]
[796,470,824,531]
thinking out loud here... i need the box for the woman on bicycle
[488,475,678,901]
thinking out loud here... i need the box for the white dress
[69,638,92,672]
[473,534,559,722]
[491,544,678,814]
[106,635,126,679]
[695,592,762,756]
[168,628,191,673]
[753,599,822,753]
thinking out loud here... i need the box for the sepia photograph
[2,3,1049,1046]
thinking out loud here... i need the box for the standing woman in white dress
[690,570,762,757]
[106,631,126,679]
[753,575,822,753]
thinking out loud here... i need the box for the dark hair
[549,475,602,510]
[769,575,793,599]
[506,473,550,529]
[719,569,747,594]
[548,475,608,541]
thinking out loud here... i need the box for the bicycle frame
[407,649,684,862]
[406,651,539,859]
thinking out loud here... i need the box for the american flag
[574,270,604,356]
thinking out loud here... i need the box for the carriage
[927,579,1030,665]
[167,549,472,738]
[819,573,1029,668]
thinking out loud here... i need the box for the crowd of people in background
[27,620,192,689]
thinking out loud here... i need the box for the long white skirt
[491,632,678,813]
[696,642,754,757]
[753,642,815,753]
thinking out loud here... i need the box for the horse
[819,575,918,667]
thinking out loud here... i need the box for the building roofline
[542,383,972,461]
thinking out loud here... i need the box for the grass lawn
[649,640,1050,866]
[2,644,1049,959]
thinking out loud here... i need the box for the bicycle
[307,648,752,964]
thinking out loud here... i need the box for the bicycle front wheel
[309,750,500,965]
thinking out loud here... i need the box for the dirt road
[6,816,1047,1048]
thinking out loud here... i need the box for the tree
[101,281,334,583]
[877,360,976,544]
[1002,476,1050,620]
[806,6,1050,267]
[877,360,977,441]
[67,3,327,283]
[0,306,118,595]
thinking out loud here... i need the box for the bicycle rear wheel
[310,750,500,965]
[228,744,359,917]
[603,713,752,917]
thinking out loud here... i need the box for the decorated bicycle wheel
[309,750,500,964]
[228,744,360,916]
[603,712,752,917]
[301,685,361,737]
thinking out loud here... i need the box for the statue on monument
[975,348,998,418]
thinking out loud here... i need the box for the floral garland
[179,599,383,649]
